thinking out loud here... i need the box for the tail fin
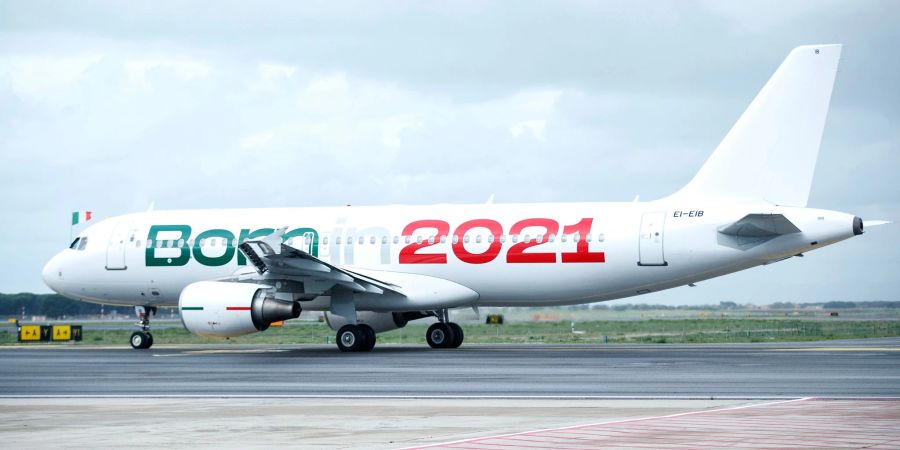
[673,44,841,206]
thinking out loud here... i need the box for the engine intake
[179,281,300,338]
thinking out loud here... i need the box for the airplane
[42,44,888,351]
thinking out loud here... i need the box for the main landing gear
[426,309,464,349]
[130,305,156,349]
[426,322,464,349]
[336,324,376,352]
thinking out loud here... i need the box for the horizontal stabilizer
[718,214,800,250]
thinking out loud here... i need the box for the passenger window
[69,238,80,249]
[78,237,88,250]
[452,235,459,244]
[440,235,447,244]
[536,234,544,243]
[463,235,470,244]
[475,235,482,244]
[323,236,329,245]
[511,235,519,243]
[500,235,506,243]
[336,236,342,245]
[524,234,531,243]
[135,240,142,248]
[586,233,592,243]
[404,236,411,244]
[548,233,556,243]
[416,236,422,244]
[146,240,153,248]
[393,236,399,244]
[358,236,364,245]
[573,233,580,243]
[561,235,567,243]
[177,239,185,248]
[381,236,387,245]
[370,236,376,244]
[487,235,494,243]
[596,233,605,242]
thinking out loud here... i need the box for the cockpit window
[77,237,88,250]
[69,238,80,249]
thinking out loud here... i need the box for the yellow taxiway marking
[772,347,900,352]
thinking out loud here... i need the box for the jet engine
[324,311,429,333]
[179,281,300,338]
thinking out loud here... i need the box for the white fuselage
[42,199,858,311]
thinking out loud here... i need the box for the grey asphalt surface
[1,338,898,397]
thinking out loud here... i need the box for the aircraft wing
[237,229,403,296]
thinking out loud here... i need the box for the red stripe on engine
[226,306,251,311]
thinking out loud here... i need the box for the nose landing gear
[130,306,156,349]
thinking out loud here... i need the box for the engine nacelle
[324,311,420,333]
[179,281,300,338]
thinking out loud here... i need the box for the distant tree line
[556,300,900,311]
[2,292,898,319]
[0,293,135,319]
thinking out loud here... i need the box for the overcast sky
[1,1,897,304]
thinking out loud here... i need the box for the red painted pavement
[406,398,900,449]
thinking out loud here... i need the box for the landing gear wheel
[336,325,364,352]
[447,322,464,348]
[358,324,376,352]
[130,331,152,349]
[131,305,155,350]
[426,323,455,349]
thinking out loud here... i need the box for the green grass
[2,318,899,346]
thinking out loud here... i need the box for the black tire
[447,323,464,348]
[336,325,363,352]
[146,332,154,349]
[426,323,455,349]
[358,324,376,352]
[130,331,150,350]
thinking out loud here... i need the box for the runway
[2,338,899,397]
[2,339,899,448]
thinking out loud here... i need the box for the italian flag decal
[71,211,93,225]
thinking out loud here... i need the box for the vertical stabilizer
[674,45,841,206]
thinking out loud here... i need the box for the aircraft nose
[42,254,61,293]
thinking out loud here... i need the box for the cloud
[124,56,212,88]
[0,1,897,304]
[1,53,103,100]
[510,120,547,140]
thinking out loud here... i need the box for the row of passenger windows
[139,233,605,249]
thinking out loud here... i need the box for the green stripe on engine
[180,306,204,311]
